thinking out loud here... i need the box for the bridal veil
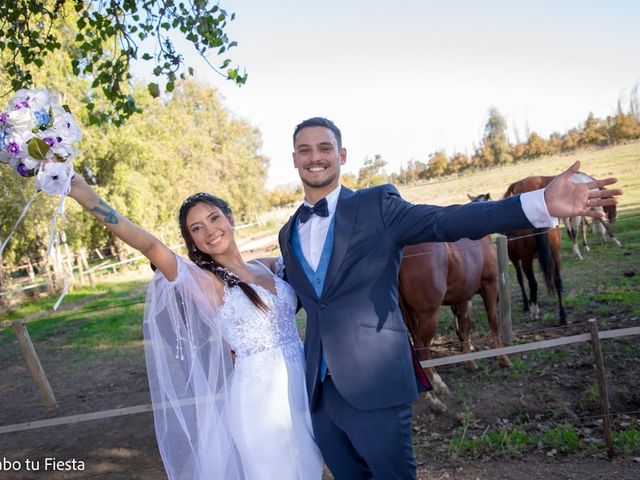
[143,256,243,479]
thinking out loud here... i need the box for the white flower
[35,161,72,196]
[51,109,82,144]
[6,108,36,136]
[9,89,52,111]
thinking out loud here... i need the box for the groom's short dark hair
[293,117,342,150]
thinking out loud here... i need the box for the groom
[278,117,620,479]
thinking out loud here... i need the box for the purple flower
[43,137,55,146]
[16,162,35,177]
[0,112,8,123]
[14,99,29,110]
[56,136,62,143]
[7,141,20,157]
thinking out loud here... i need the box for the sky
[135,0,640,187]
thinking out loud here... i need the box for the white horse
[563,172,621,260]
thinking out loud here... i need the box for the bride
[69,175,323,479]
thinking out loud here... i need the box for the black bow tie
[298,198,329,224]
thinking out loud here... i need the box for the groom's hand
[543,161,622,219]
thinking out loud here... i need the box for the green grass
[449,422,640,458]
[0,278,148,359]
[614,425,640,453]
[543,424,582,453]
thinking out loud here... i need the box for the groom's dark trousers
[279,184,533,479]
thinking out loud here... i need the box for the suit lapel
[281,208,317,300]
[321,187,358,298]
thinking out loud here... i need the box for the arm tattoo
[91,199,119,224]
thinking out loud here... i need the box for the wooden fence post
[80,249,96,288]
[588,318,615,457]
[496,235,512,346]
[12,320,58,410]
[76,252,85,286]
[26,259,35,281]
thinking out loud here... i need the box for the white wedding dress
[221,261,323,479]
[143,256,323,480]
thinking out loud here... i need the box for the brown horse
[503,176,567,324]
[399,209,511,412]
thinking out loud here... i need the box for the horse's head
[467,193,491,203]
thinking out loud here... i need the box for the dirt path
[1,313,638,479]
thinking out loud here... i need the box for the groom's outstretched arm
[381,185,532,246]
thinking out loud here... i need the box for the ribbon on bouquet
[0,162,75,310]
[0,194,37,256]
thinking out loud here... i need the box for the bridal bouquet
[0,89,81,195]
[0,89,83,308]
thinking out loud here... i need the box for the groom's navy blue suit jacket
[279,184,532,411]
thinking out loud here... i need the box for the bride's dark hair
[178,193,269,313]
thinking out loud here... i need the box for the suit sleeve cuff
[520,189,559,228]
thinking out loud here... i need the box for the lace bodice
[219,267,303,368]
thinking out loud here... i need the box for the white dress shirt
[296,185,342,271]
[295,185,556,271]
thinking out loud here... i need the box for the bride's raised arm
[69,174,178,280]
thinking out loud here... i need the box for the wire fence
[0,205,637,464]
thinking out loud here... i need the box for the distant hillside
[398,142,640,213]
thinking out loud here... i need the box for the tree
[630,81,640,121]
[581,113,608,146]
[561,128,581,152]
[0,0,246,125]
[266,186,302,208]
[526,132,549,158]
[448,152,470,174]
[548,132,562,154]
[609,113,640,143]
[397,160,427,184]
[482,107,513,165]
[340,172,359,190]
[427,151,448,178]
[357,154,387,188]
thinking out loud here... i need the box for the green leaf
[147,82,160,98]
[166,80,174,93]
[28,137,50,161]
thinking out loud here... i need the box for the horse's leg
[550,236,567,325]
[512,259,530,314]
[522,256,539,319]
[453,300,477,371]
[599,218,622,247]
[581,217,591,252]
[481,279,512,368]
[592,213,607,245]
[412,308,449,413]
[568,217,583,260]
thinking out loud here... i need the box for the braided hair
[178,193,269,313]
